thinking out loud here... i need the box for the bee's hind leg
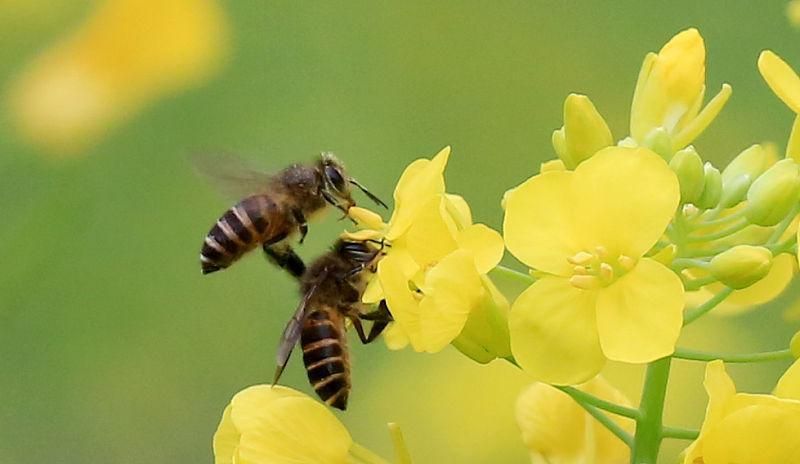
[354,300,393,344]
[263,242,306,279]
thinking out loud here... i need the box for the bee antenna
[349,178,388,209]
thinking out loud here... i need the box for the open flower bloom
[7,0,229,155]
[214,385,352,464]
[759,50,800,162]
[504,146,683,385]
[346,147,508,358]
[516,376,633,464]
[683,360,800,463]
[629,28,731,153]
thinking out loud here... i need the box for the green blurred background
[2,1,800,462]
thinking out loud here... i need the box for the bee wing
[191,153,275,200]
[273,287,317,384]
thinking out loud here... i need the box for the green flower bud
[553,94,613,169]
[669,146,705,204]
[696,163,722,209]
[709,245,773,289]
[744,159,800,226]
[642,127,672,160]
[720,144,774,207]
[451,277,511,363]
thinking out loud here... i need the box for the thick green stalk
[673,347,793,363]
[631,356,672,464]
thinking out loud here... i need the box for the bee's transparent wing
[273,285,318,384]
[191,152,276,200]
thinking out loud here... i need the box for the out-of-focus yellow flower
[7,0,229,155]
[790,0,800,27]
[758,50,800,161]
[346,147,508,358]
[552,93,613,169]
[630,28,731,153]
[504,146,683,385]
[516,376,633,464]
[682,360,800,464]
[214,385,352,464]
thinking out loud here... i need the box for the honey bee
[198,153,386,277]
[274,239,392,410]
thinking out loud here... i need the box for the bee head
[319,152,388,213]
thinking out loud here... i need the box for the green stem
[767,206,798,243]
[576,402,634,447]
[697,208,745,227]
[387,423,412,464]
[683,287,734,324]
[673,347,793,363]
[670,258,710,271]
[661,426,699,441]
[350,443,392,464]
[768,237,798,255]
[631,356,672,464]
[490,264,534,285]
[682,275,718,292]
[556,385,641,419]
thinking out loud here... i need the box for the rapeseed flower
[214,385,352,464]
[7,0,229,155]
[629,28,731,154]
[516,376,633,464]
[504,146,683,385]
[682,360,800,463]
[345,147,508,358]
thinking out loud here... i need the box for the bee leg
[365,319,389,343]
[291,209,308,244]
[263,243,306,279]
[351,317,371,344]
[359,300,394,322]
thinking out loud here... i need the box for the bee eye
[325,165,347,192]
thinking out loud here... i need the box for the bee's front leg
[263,242,306,279]
[291,209,308,244]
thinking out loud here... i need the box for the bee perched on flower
[344,146,511,362]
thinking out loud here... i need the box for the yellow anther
[618,255,637,271]
[599,263,615,282]
[569,274,601,290]
[568,251,595,265]
[573,266,589,275]
[594,246,610,259]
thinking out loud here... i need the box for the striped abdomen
[200,194,287,274]
[301,307,351,410]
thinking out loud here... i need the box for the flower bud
[669,146,705,203]
[720,144,775,207]
[642,127,672,160]
[553,94,613,169]
[744,159,800,226]
[709,245,773,289]
[451,277,511,363]
[540,159,567,173]
[696,163,722,209]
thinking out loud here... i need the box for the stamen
[568,251,595,265]
[594,246,610,259]
[573,266,589,275]
[618,255,637,271]
[570,274,600,290]
[599,263,614,282]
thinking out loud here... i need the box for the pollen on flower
[566,249,638,289]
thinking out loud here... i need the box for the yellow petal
[457,224,504,274]
[341,228,384,241]
[503,170,580,275]
[403,195,459,267]
[573,147,680,259]
[347,206,386,230]
[382,322,410,350]
[787,115,800,162]
[452,276,512,362]
[702,360,737,431]
[671,83,732,151]
[387,146,450,240]
[759,50,800,113]
[361,274,384,304]
[378,254,423,351]
[444,193,472,227]
[509,277,605,385]
[9,0,229,155]
[417,250,484,352]
[701,405,800,464]
[516,376,633,464]
[213,405,240,464]
[595,258,683,363]
[219,385,352,464]
[775,360,800,400]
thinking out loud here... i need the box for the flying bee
[274,239,393,410]
[198,152,387,277]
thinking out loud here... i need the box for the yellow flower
[552,93,613,169]
[214,385,352,464]
[504,146,683,385]
[683,360,800,464]
[7,0,229,155]
[516,376,633,464]
[630,28,731,153]
[758,50,800,160]
[346,147,508,357]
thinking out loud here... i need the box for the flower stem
[388,423,412,464]
[661,425,699,441]
[350,442,392,464]
[576,402,634,447]
[631,356,671,464]
[490,265,534,285]
[673,347,793,363]
[556,385,641,419]
[683,287,734,324]
[687,219,748,242]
